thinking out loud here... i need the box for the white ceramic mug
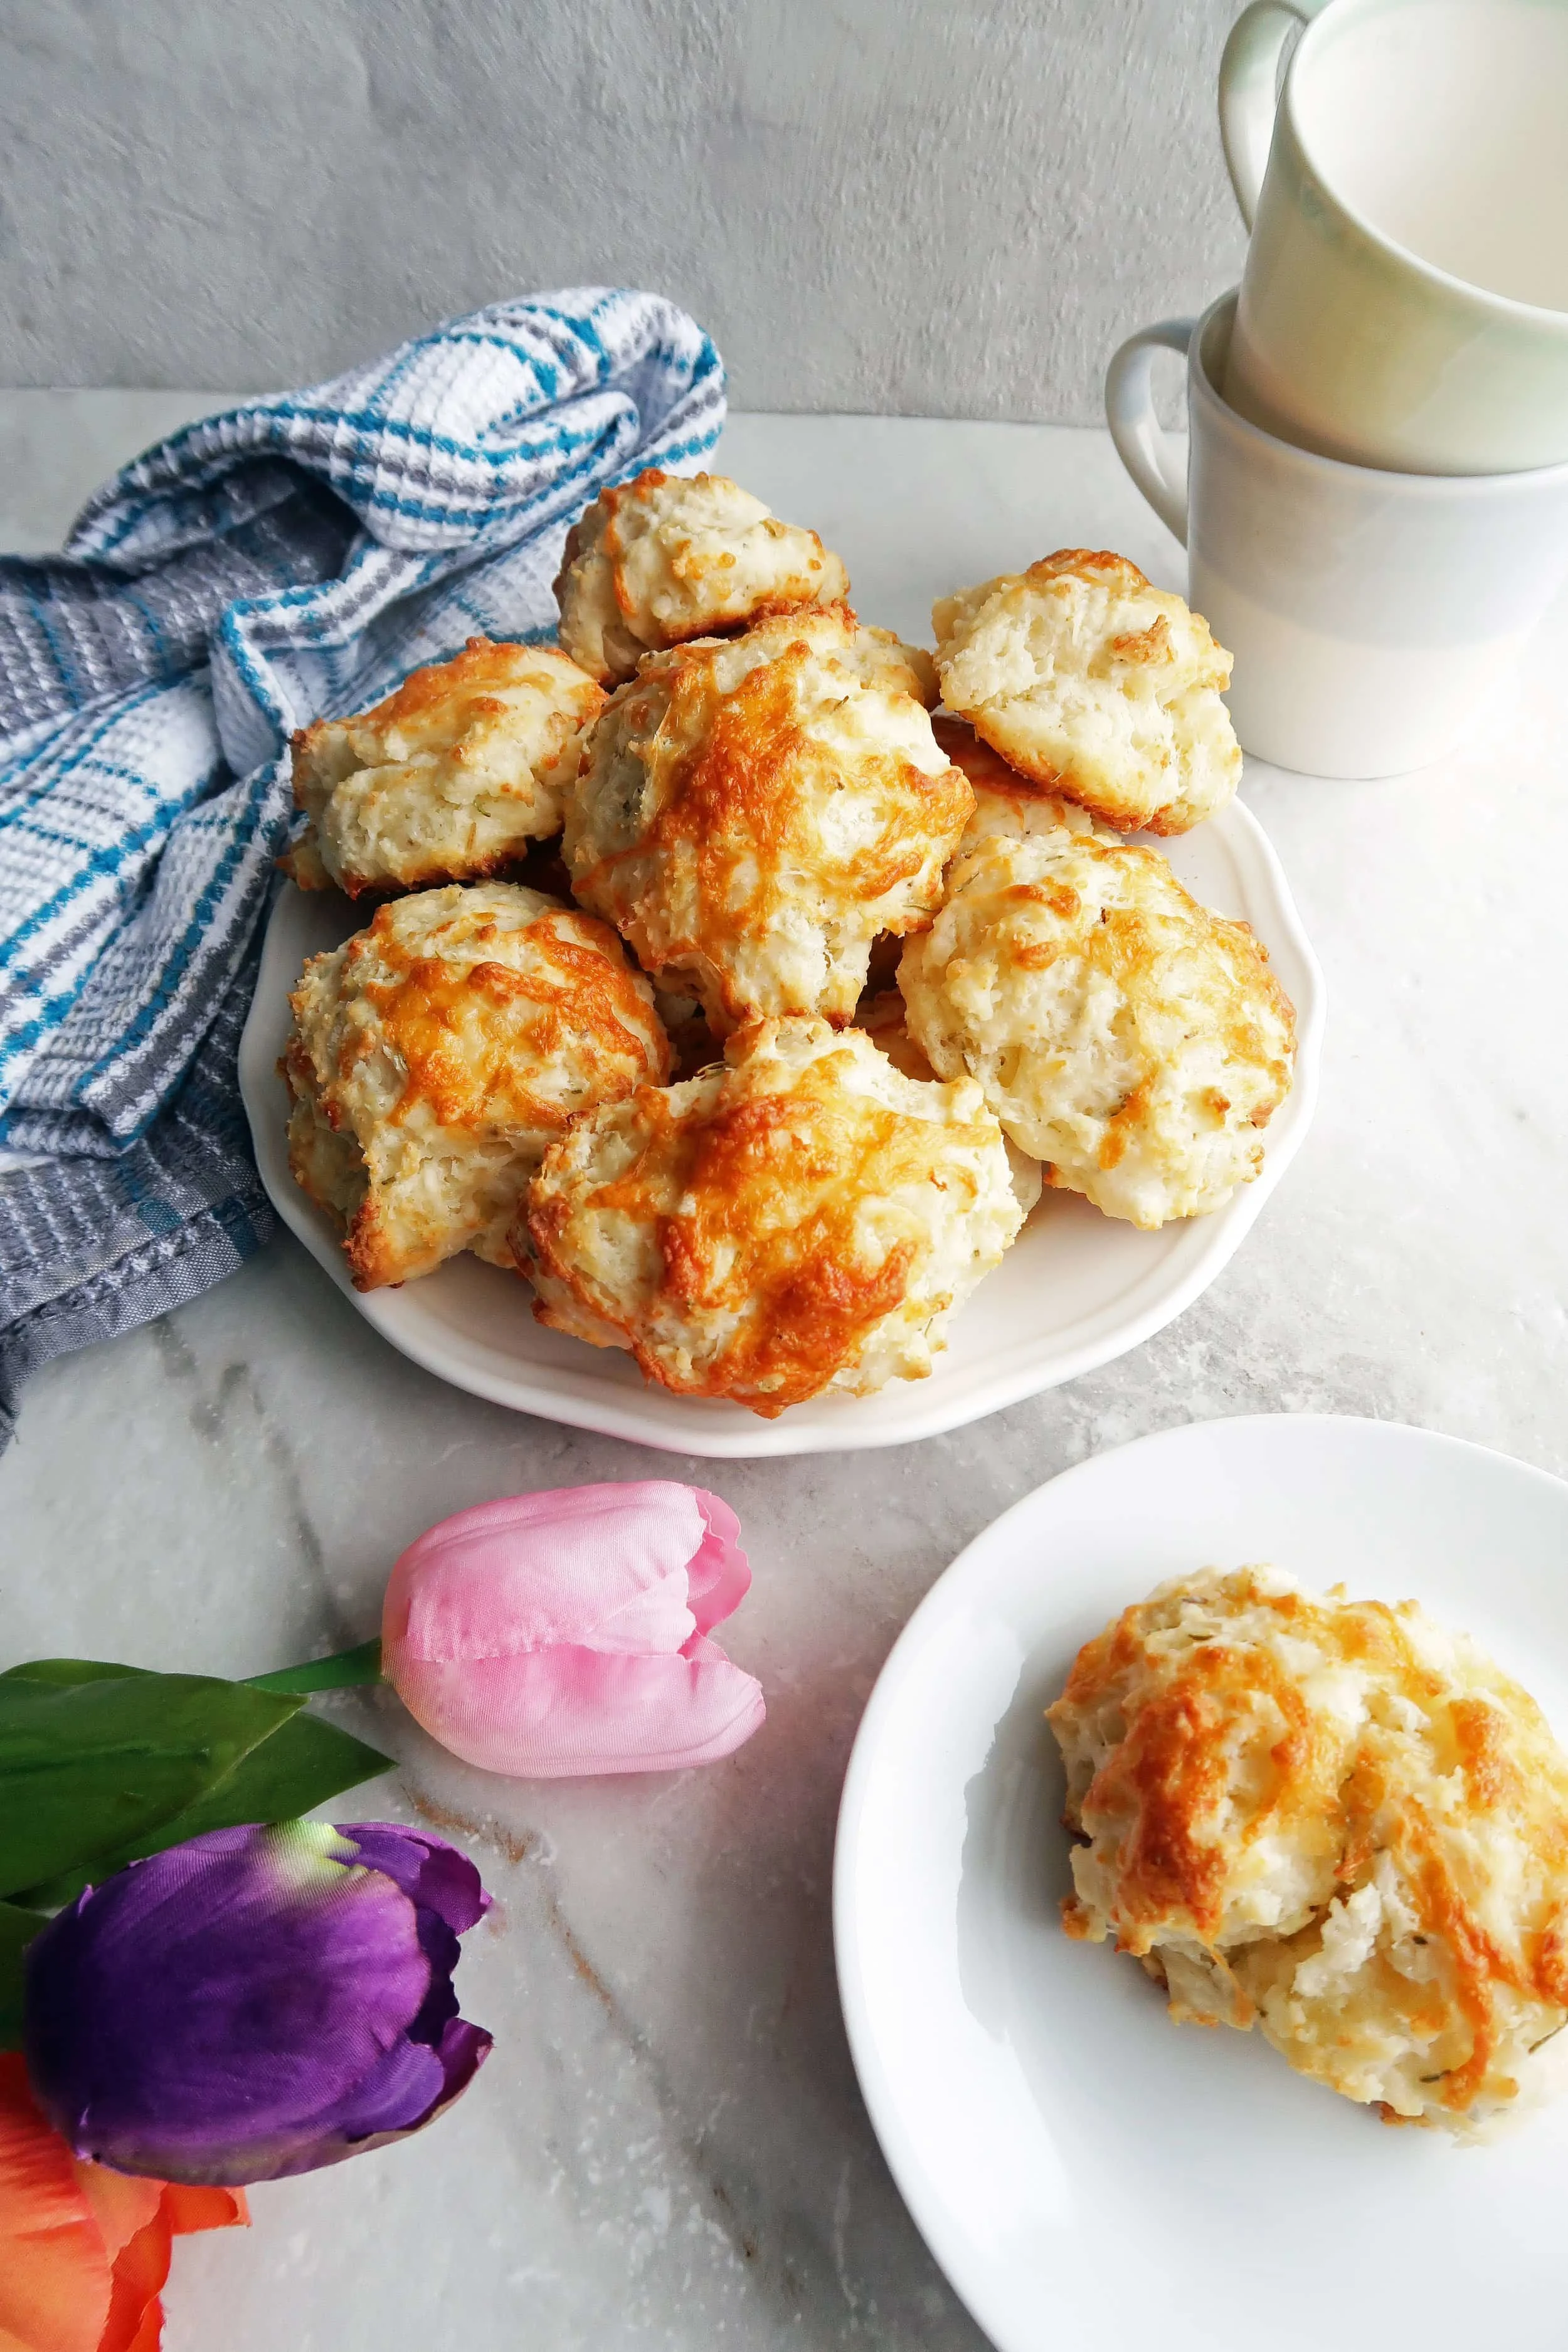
[1106,292,1568,776]
[1220,0,1568,474]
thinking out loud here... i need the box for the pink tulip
[381,1483,765,1778]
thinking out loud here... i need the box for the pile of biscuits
[280,469,1296,1417]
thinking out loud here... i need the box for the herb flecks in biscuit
[555,469,850,686]
[933,714,1121,857]
[283,637,604,898]
[933,551,1241,835]
[899,830,1294,1228]
[282,882,668,1288]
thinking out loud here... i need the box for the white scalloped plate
[834,1416,1568,2352]
[238,795,1323,1458]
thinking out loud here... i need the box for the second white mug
[1105,292,1568,778]
[1219,0,1568,474]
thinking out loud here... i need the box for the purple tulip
[22,1820,492,2186]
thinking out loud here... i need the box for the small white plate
[238,803,1323,1459]
[834,1414,1568,2352]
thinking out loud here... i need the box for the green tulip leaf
[0,1667,303,1899]
[245,1637,384,1695]
[13,1710,394,1910]
[0,1659,156,1685]
[0,1901,46,2051]
[127,1708,393,1851]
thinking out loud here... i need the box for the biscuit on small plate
[282,881,667,1289]
[564,606,964,1034]
[1049,1564,1568,2137]
[933,551,1241,835]
[518,1015,1022,1416]
[282,636,605,897]
[554,467,850,685]
[899,829,1295,1228]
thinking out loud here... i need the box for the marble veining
[1,405,1566,2349]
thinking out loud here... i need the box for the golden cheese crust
[1048,1568,1568,2136]
[282,882,669,1289]
[283,637,605,897]
[518,1015,1021,1416]
[933,551,1241,835]
[898,830,1295,1228]
[553,467,851,685]
[563,606,971,1034]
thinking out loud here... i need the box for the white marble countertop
[3,395,1567,2352]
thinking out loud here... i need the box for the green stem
[245,1638,384,1695]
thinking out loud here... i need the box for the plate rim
[831,1411,1568,2352]
[238,796,1326,1459]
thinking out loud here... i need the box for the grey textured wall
[1,0,1246,419]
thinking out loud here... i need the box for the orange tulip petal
[161,2183,248,2237]
[0,2060,249,2352]
[72,2166,163,2268]
[99,2212,173,2352]
[119,2303,164,2352]
[0,2054,111,2352]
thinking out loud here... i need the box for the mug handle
[1219,0,1306,228]
[1104,319,1194,547]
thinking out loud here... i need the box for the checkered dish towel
[0,289,724,1446]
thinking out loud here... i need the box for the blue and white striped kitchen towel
[0,289,724,1446]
